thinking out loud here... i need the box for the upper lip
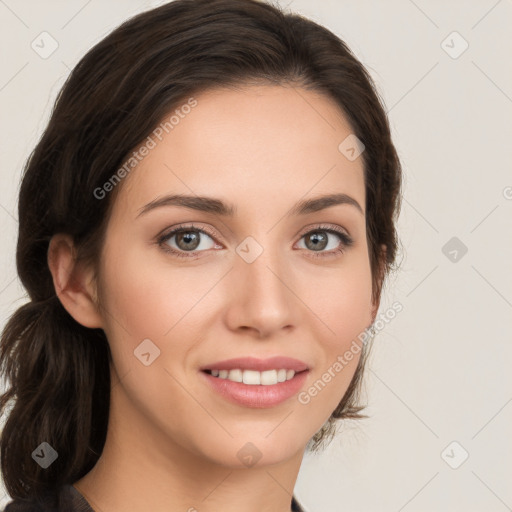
[200,356,309,372]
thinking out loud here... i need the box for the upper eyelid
[297,223,351,238]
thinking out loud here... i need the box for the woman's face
[95,84,375,468]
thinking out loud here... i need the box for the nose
[223,243,298,339]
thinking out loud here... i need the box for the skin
[48,84,382,512]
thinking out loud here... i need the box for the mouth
[199,366,310,408]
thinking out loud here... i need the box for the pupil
[308,232,326,250]
[178,231,199,250]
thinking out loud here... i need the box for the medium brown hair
[0,0,402,502]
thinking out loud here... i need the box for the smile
[205,368,298,385]
[200,369,309,408]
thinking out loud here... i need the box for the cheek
[96,244,209,427]
[99,241,208,341]
[307,255,374,346]
[296,257,372,412]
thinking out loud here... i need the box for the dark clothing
[3,484,305,511]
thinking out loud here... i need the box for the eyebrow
[136,192,364,218]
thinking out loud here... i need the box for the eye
[296,224,353,259]
[157,224,220,259]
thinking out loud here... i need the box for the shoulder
[2,484,94,512]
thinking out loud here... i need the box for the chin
[190,430,307,469]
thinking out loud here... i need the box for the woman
[0,0,402,510]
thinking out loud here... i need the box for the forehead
[114,84,365,219]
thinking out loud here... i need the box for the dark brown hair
[0,0,402,502]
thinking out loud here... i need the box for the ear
[369,244,387,324]
[47,233,103,329]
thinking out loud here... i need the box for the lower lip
[200,370,309,408]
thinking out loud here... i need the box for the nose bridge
[226,233,296,336]
[239,240,284,294]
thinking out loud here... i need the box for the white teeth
[209,368,297,385]
[243,370,260,385]
[228,369,243,382]
[260,370,277,385]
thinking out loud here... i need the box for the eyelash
[156,223,354,260]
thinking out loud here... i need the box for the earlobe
[47,234,103,329]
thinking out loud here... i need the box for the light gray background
[1,1,511,511]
